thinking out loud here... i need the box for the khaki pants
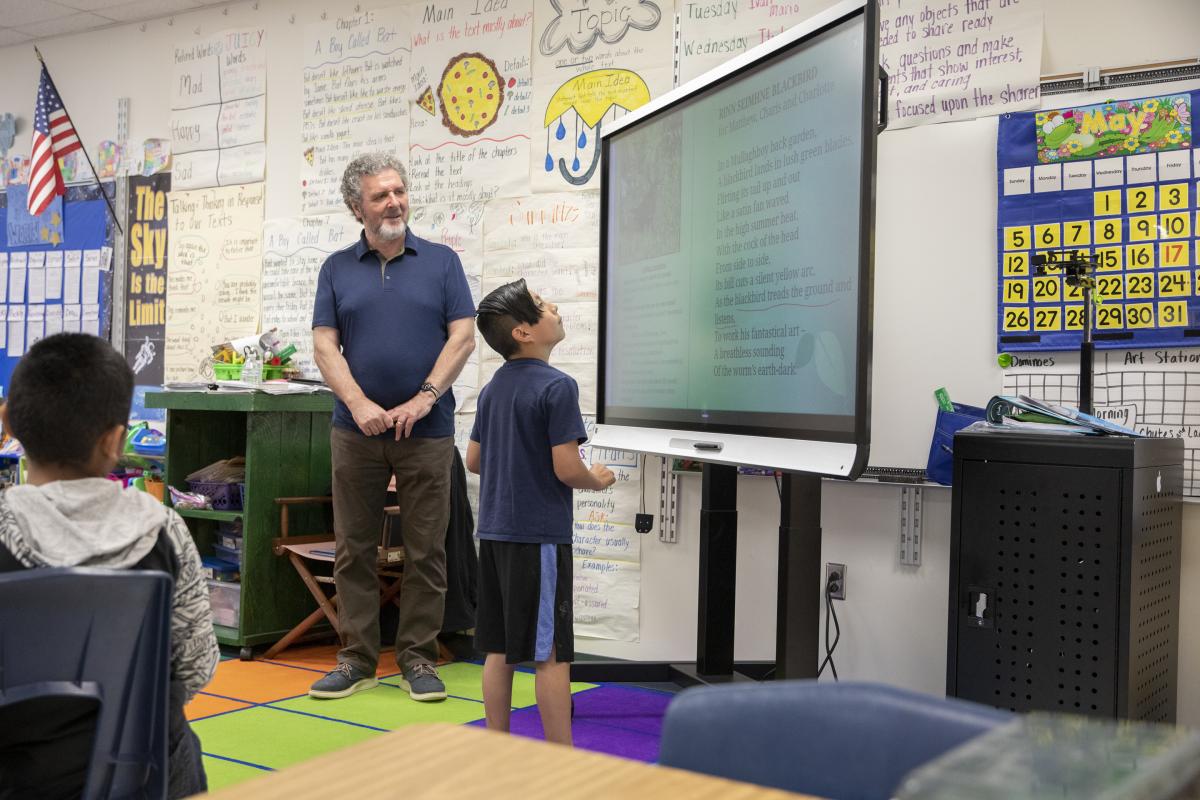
[330,425,453,673]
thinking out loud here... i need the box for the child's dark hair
[7,333,133,465]
[476,278,541,359]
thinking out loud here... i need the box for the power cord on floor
[816,570,841,680]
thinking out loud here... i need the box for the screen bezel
[596,0,879,476]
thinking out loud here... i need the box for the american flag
[28,65,81,216]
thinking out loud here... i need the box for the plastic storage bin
[212,362,243,380]
[130,425,167,456]
[208,579,241,628]
[218,531,243,551]
[201,555,240,582]
[213,543,242,566]
[187,481,241,510]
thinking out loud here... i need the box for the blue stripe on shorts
[534,543,557,662]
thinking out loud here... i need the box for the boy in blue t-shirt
[468,278,615,746]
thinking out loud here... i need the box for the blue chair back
[659,680,1012,800]
[0,567,172,799]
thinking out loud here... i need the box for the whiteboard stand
[774,471,823,680]
[571,465,824,685]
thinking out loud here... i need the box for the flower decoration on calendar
[1036,94,1192,164]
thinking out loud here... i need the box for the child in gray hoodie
[0,333,218,798]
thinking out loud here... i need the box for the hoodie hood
[1,478,172,568]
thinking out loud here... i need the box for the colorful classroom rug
[186,645,674,791]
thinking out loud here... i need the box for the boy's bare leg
[483,652,516,732]
[535,647,573,746]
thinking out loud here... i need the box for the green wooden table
[147,391,335,658]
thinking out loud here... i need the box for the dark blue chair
[0,568,172,799]
[658,680,1013,800]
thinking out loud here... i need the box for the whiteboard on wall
[866,77,1200,471]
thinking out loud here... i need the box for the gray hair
[340,153,409,219]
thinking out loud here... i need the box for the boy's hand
[350,398,394,436]
[590,463,616,489]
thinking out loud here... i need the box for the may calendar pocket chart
[997,91,1198,352]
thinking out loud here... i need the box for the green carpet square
[379,661,595,707]
[192,706,380,770]
[270,683,487,729]
[202,755,271,791]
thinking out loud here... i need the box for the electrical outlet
[826,562,846,600]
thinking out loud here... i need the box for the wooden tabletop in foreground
[202,722,817,799]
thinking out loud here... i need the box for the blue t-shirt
[312,231,475,438]
[471,359,588,544]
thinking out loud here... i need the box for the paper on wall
[530,0,674,192]
[408,0,536,207]
[261,213,362,379]
[164,183,266,381]
[301,8,412,214]
[171,28,268,188]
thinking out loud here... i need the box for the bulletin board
[0,183,114,392]
[996,90,1199,352]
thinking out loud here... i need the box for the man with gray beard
[310,153,476,702]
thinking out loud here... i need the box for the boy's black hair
[7,333,133,465]
[476,278,542,359]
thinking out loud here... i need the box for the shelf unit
[147,391,335,658]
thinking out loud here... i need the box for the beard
[373,215,407,241]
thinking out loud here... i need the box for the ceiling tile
[0,0,78,27]
[14,11,116,38]
[95,0,197,23]
[0,27,33,46]
[53,0,134,10]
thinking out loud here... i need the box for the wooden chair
[262,496,405,660]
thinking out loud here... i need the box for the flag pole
[34,46,123,236]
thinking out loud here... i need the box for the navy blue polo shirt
[470,359,588,544]
[312,231,475,438]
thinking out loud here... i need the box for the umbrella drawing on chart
[543,69,651,186]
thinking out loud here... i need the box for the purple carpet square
[465,686,673,762]
[469,708,661,762]
[571,685,673,736]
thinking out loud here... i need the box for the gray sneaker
[308,663,378,699]
[399,662,447,702]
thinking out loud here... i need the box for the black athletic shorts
[474,539,574,664]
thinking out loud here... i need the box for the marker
[934,387,953,412]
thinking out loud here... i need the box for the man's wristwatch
[419,382,441,402]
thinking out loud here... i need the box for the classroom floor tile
[185,692,252,721]
[192,653,674,792]
[201,755,271,791]
[257,644,340,672]
[467,704,663,762]
[192,706,382,770]
[378,660,596,707]
[269,683,487,730]
[202,659,331,704]
[570,685,673,736]
[258,643,403,679]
